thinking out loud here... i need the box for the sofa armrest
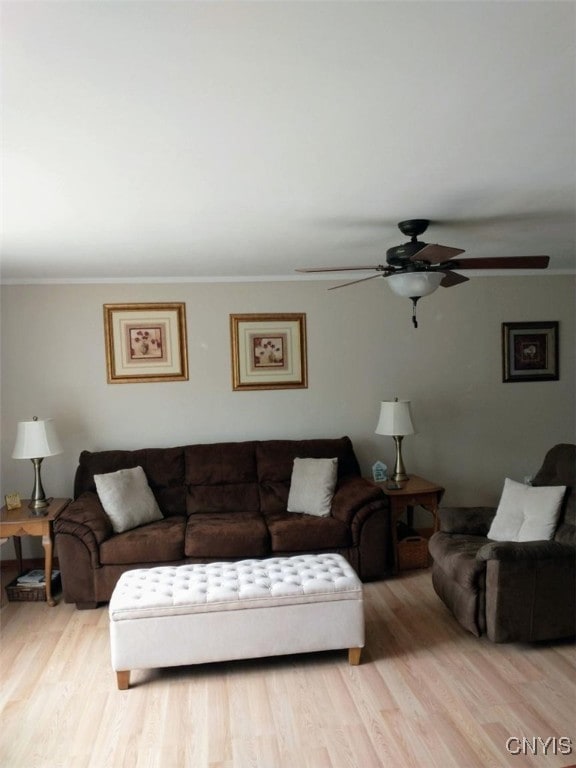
[54,492,113,568]
[439,506,495,536]
[478,539,576,563]
[330,476,387,525]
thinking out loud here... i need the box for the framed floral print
[502,321,559,382]
[104,303,188,383]
[230,313,308,391]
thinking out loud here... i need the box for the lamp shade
[375,400,416,436]
[12,418,63,459]
[386,272,442,298]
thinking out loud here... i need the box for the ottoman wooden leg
[348,647,362,665]
[116,670,130,690]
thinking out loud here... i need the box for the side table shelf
[0,497,71,606]
[373,476,445,575]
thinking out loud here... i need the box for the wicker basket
[5,572,61,602]
[397,535,430,570]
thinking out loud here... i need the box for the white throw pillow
[487,478,526,541]
[94,465,163,533]
[487,477,566,542]
[287,457,338,517]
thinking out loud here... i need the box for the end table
[0,497,71,606]
[374,475,445,574]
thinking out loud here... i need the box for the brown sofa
[429,444,575,642]
[55,437,392,608]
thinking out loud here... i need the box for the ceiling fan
[296,219,550,327]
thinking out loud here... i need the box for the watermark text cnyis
[506,737,572,756]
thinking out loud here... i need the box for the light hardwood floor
[1,565,575,768]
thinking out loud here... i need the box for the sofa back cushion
[75,447,186,516]
[256,437,360,514]
[531,443,575,544]
[185,441,259,515]
[74,436,361,519]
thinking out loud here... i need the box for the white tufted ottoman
[109,553,364,689]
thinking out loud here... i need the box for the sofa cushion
[185,441,257,485]
[428,532,487,589]
[287,458,338,517]
[532,444,575,545]
[140,447,186,516]
[256,437,360,483]
[75,447,186,517]
[264,511,350,552]
[487,478,566,542]
[185,511,269,558]
[184,442,260,515]
[94,466,164,533]
[186,484,261,516]
[100,516,187,565]
[256,437,360,514]
[75,449,147,496]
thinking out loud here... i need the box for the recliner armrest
[477,539,576,562]
[439,506,495,536]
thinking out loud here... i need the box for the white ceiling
[1,1,575,283]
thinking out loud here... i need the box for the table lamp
[375,398,416,482]
[12,416,63,514]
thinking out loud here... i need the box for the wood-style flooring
[1,565,575,768]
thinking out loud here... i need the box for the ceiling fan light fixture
[386,271,442,298]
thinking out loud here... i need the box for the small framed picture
[230,313,308,391]
[502,321,559,383]
[4,492,22,510]
[372,461,388,482]
[104,303,188,384]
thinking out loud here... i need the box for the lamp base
[392,435,409,483]
[28,498,50,516]
[28,457,50,515]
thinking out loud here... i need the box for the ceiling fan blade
[328,274,386,290]
[440,270,470,288]
[296,265,385,273]
[411,244,465,265]
[451,255,550,270]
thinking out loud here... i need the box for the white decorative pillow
[516,484,566,541]
[94,466,163,533]
[287,458,338,517]
[487,477,566,542]
[487,478,525,541]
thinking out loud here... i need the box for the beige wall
[1,275,574,557]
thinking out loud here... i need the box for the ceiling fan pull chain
[411,297,419,328]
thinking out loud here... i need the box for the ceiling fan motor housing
[387,218,431,266]
[387,241,428,266]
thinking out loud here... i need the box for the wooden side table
[0,497,70,606]
[374,475,445,574]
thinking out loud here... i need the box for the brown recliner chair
[429,444,575,642]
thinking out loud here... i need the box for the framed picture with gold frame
[104,303,188,383]
[230,313,308,391]
[502,321,559,383]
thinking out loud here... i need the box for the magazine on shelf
[16,569,60,587]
